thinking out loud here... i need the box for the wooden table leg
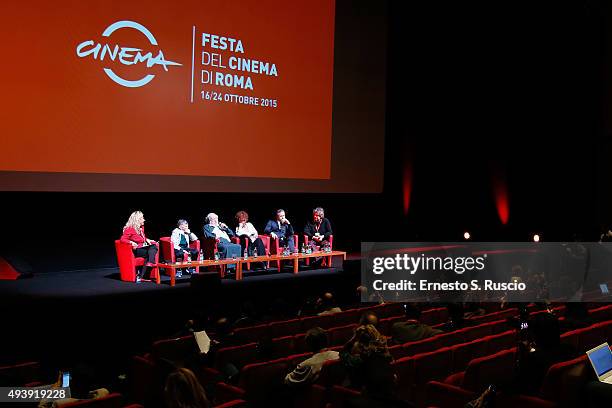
[237,261,242,280]
[293,258,299,274]
[156,267,161,284]
[170,268,176,287]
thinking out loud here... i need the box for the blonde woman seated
[120,210,158,282]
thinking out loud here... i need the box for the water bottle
[244,249,248,260]
[253,247,258,258]
[214,252,220,261]
[187,253,191,264]
[199,249,203,261]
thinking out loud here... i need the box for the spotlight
[464,231,471,240]
[533,234,540,242]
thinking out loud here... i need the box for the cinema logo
[76,20,181,88]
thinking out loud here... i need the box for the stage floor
[0,260,360,372]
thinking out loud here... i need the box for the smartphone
[62,371,71,388]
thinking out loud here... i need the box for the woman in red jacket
[120,210,158,281]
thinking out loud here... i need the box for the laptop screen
[589,345,612,377]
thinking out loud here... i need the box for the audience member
[345,355,414,408]
[120,210,158,282]
[317,292,343,315]
[264,209,296,253]
[442,303,473,332]
[285,327,340,386]
[391,304,442,344]
[341,325,392,388]
[164,367,211,408]
[359,311,379,328]
[514,313,576,395]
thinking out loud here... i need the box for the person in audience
[264,209,296,253]
[391,304,442,344]
[317,292,342,315]
[360,311,379,328]
[514,313,576,395]
[171,219,199,276]
[285,327,340,386]
[164,367,211,408]
[235,210,267,270]
[39,363,109,408]
[345,354,414,408]
[341,324,392,388]
[304,207,333,247]
[120,210,158,282]
[203,213,241,270]
[441,303,473,332]
[560,302,594,331]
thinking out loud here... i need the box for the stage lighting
[533,234,540,242]
[464,232,471,240]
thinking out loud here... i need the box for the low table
[158,251,347,285]
[158,258,242,286]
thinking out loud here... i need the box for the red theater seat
[238,358,290,403]
[159,236,200,272]
[234,324,270,343]
[215,343,259,370]
[269,318,301,338]
[114,240,159,283]
[328,385,361,408]
[540,355,589,407]
[459,349,517,392]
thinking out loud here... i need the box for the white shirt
[212,226,231,242]
[171,228,197,249]
[236,222,258,242]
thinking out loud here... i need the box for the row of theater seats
[132,304,612,406]
[232,302,407,343]
[213,304,580,371]
[215,319,611,408]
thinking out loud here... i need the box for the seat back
[239,358,290,403]
[151,335,197,365]
[115,240,138,282]
[215,343,259,370]
[462,348,516,391]
[159,237,176,263]
[540,355,589,406]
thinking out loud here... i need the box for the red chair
[201,237,227,277]
[303,234,334,266]
[159,236,201,273]
[114,240,159,283]
[231,235,271,270]
[261,234,298,271]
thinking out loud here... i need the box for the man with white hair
[203,213,241,269]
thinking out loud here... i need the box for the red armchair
[114,240,159,284]
[159,237,201,273]
[303,234,334,266]
[261,234,298,271]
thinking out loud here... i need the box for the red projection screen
[0,0,386,192]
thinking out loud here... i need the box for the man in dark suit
[263,209,295,253]
[304,207,333,245]
[203,212,241,267]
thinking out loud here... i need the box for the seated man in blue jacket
[264,209,295,253]
[203,213,241,270]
